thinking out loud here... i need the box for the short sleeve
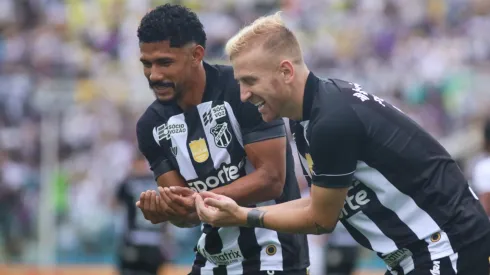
[472,159,490,194]
[136,113,175,180]
[309,106,364,188]
[235,101,285,145]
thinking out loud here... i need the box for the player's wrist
[245,208,266,228]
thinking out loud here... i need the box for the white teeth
[254,101,265,108]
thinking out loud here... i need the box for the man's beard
[149,80,181,104]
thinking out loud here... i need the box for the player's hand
[136,190,169,224]
[195,192,248,227]
[168,186,196,210]
[159,186,196,218]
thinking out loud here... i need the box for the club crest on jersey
[211,122,232,148]
[189,138,209,163]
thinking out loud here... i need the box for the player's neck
[286,66,309,121]
[177,63,206,111]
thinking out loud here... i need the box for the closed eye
[140,60,152,68]
[238,76,257,86]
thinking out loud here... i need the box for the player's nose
[149,68,165,82]
[240,86,252,103]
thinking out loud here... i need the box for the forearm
[170,212,201,228]
[257,197,311,212]
[251,203,335,235]
[212,169,280,206]
[480,193,490,216]
[252,185,347,235]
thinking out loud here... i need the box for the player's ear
[279,60,294,84]
[191,45,205,66]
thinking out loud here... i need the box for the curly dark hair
[137,4,206,48]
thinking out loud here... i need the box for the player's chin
[261,112,279,122]
[155,93,175,103]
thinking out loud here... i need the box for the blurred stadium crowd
[1,0,490,272]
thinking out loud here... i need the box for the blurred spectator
[471,119,490,216]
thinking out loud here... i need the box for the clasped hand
[137,187,248,227]
[136,186,196,224]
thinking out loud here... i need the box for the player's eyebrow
[237,75,258,82]
[139,57,174,64]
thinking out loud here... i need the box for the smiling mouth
[153,85,173,93]
[254,101,265,110]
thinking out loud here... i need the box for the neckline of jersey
[302,71,320,121]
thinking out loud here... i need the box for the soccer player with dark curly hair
[134,4,310,275]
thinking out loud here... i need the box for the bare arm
[153,136,287,226]
[169,211,200,228]
[210,137,287,205]
[195,185,348,235]
[154,172,200,228]
[255,185,347,234]
[257,197,311,212]
[480,193,490,215]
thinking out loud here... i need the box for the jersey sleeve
[309,105,364,189]
[472,160,490,194]
[136,112,175,180]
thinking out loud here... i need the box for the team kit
[123,4,490,275]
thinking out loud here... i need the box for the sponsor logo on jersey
[211,104,226,119]
[430,260,440,275]
[203,104,227,126]
[197,246,244,266]
[152,123,186,144]
[339,180,371,219]
[211,122,232,148]
[187,160,245,192]
[382,248,413,268]
[189,138,209,163]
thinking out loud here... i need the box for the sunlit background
[1,0,489,274]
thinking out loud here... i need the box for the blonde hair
[225,12,303,63]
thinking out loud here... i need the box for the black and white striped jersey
[291,74,490,274]
[136,62,309,275]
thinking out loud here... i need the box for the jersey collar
[302,72,319,121]
[202,61,220,102]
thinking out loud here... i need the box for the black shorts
[385,233,490,275]
[118,244,167,275]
